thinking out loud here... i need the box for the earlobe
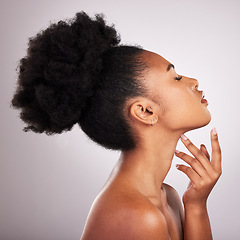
[151,119,154,126]
[151,116,159,126]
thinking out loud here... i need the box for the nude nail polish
[212,127,217,135]
[181,134,188,140]
[175,150,180,154]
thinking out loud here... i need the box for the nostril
[191,78,199,90]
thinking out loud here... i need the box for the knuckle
[196,180,205,188]
[205,177,212,185]
[211,173,218,180]
[212,170,221,180]
[179,152,186,158]
[189,158,198,166]
[186,141,193,147]
[198,150,205,157]
[213,172,220,179]
[216,147,222,155]
[196,151,206,160]
[186,167,193,175]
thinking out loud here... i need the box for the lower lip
[201,99,208,105]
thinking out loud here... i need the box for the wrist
[184,201,207,214]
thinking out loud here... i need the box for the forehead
[142,50,171,71]
[140,50,174,96]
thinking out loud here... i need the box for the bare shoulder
[163,183,184,219]
[163,183,181,199]
[81,190,171,240]
[111,201,171,240]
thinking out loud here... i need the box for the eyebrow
[166,63,175,72]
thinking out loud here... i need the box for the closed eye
[175,75,182,81]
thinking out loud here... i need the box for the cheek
[164,88,192,112]
[161,90,211,128]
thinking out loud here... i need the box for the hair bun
[11,11,121,135]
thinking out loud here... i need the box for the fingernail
[181,134,188,140]
[175,150,180,154]
[176,164,180,169]
[212,127,217,135]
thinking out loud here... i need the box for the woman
[11,11,222,240]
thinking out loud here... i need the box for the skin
[80,50,222,240]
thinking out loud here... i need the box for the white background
[1,0,239,239]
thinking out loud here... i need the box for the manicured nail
[181,134,188,140]
[175,150,180,154]
[176,164,180,169]
[212,127,217,135]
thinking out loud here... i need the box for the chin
[196,106,212,127]
[183,111,212,132]
[192,112,212,130]
[203,109,212,125]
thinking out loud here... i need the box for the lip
[201,98,208,105]
[200,91,208,105]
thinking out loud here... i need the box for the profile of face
[130,50,211,134]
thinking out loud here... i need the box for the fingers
[175,150,208,177]
[176,129,222,205]
[210,128,222,173]
[200,144,210,160]
[179,134,214,172]
[176,164,200,184]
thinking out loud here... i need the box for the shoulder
[163,183,180,196]
[107,200,171,240]
[163,183,181,201]
[163,183,184,220]
[82,190,171,240]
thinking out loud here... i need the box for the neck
[112,127,183,197]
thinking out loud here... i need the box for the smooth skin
[80,50,222,240]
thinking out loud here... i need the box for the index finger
[210,127,222,172]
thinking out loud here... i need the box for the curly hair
[11,11,149,151]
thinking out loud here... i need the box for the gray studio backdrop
[1,0,239,239]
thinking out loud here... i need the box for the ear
[129,100,158,126]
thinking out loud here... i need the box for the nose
[183,76,199,91]
[190,78,199,91]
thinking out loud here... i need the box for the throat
[118,147,176,194]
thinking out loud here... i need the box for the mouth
[200,91,208,105]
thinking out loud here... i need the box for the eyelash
[175,75,182,81]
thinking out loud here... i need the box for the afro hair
[11,11,148,151]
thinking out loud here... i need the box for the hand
[175,128,222,207]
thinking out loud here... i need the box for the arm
[184,202,212,240]
[175,128,222,240]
